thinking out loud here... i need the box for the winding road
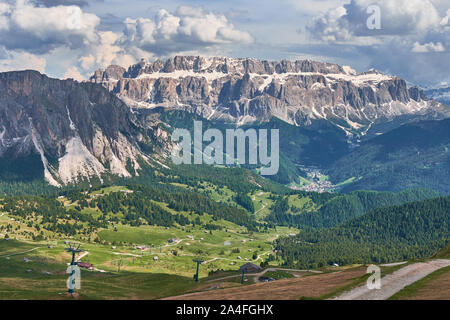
[333,259,450,300]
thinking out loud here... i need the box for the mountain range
[0,56,449,194]
[91,56,448,141]
[426,85,450,106]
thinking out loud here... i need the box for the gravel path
[0,247,42,258]
[333,259,450,300]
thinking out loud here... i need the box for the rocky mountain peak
[90,56,447,138]
[0,70,168,186]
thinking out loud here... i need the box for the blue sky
[0,0,449,87]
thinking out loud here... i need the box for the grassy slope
[388,245,450,300]
[389,266,450,300]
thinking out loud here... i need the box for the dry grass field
[163,267,367,300]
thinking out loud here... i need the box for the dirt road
[76,251,89,262]
[0,247,42,258]
[251,268,322,284]
[333,259,450,300]
[205,267,321,284]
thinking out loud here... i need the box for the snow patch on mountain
[90,56,449,141]
[66,105,76,131]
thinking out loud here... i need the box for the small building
[239,262,263,274]
[153,256,158,261]
[78,262,93,270]
[120,190,134,194]
[168,238,175,243]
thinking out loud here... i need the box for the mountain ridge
[0,70,170,186]
[90,56,449,141]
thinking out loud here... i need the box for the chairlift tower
[65,243,83,294]
[193,259,204,282]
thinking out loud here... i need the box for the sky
[0,0,449,87]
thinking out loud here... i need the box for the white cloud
[412,41,445,53]
[0,0,100,53]
[78,31,135,71]
[0,2,254,78]
[0,49,46,73]
[303,0,450,86]
[120,6,253,55]
[63,66,85,81]
[285,0,348,16]
[0,3,11,30]
[75,5,254,75]
[308,0,443,42]
[441,9,450,26]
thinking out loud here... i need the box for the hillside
[148,108,349,184]
[432,245,450,259]
[328,118,450,194]
[266,188,440,228]
[276,196,450,268]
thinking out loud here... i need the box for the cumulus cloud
[0,0,100,54]
[120,6,253,55]
[441,9,450,26]
[79,31,135,70]
[0,1,254,78]
[285,0,349,16]
[74,6,254,73]
[304,0,450,85]
[308,0,443,41]
[412,41,445,52]
[63,65,85,81]
[0,48,46,72]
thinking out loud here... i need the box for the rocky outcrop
[0,70,169,186]
[91,56,449,137]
